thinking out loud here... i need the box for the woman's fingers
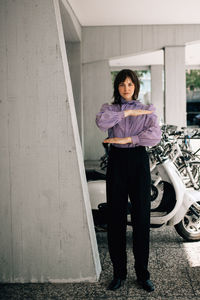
[124,109,153,118]
[142,110,153,114]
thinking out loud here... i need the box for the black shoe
[107,277,126,291]
[137,279,155,292]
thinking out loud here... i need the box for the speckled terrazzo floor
[1,225,200,300]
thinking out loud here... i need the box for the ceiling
[67,0,200,26]
[67,0,200,66]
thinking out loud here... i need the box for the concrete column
[66,42,83,146]
[151,65,164,124]
[0,0,101,283]
[164,46,186,127]
[83,60,113,160]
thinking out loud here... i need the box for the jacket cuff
[131,135,140,145]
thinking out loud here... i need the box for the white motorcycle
[87,145,200,241]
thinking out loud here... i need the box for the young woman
[96,69,161,292]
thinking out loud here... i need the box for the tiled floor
[1,225,200,300]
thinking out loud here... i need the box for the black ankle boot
[107,277,126,291]
[137,279,155,292]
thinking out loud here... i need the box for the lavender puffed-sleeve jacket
[96,97,162,148]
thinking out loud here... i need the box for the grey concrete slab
[155,247,190,269]
[187,266,200,296]
[149,226,183,248]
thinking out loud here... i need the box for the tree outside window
[186,69,200,127]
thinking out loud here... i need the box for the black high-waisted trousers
[106,145,151,281]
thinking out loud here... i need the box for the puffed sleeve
[96,103,125,132]
[131,105,162,147]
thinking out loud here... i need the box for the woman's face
[118,77,135,101]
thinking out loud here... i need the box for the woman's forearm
[104,137,132,144]
[124,109,153,118]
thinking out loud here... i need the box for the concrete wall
[66,42,83,145]
[60,0,83,146]
[83,60,113,160]
[0,0,101,283]
[151,65,164,123]
[82,25,200,159]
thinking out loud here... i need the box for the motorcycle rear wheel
[174,201,200,241]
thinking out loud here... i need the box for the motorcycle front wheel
[178,161,200,190]
[174,201,200,241]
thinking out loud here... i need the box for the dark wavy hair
[112,69,140,104]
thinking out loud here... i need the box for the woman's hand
[124,109,153,117]
[103,137,132,144]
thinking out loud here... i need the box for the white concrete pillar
[151,65,164,124]
[0,0,101,283]
[83,60,113,160]
[164,46,186,127]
